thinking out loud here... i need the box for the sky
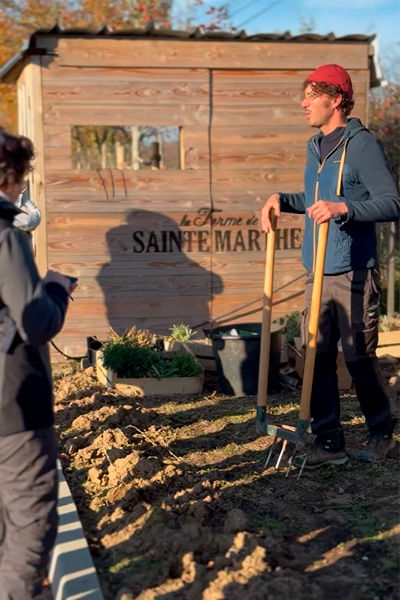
[172,0,399,78]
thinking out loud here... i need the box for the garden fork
[256,217,330,477]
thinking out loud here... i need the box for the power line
[230,0,262,19]
[236,0,285,30]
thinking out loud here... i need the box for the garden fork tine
[263,434,277,468]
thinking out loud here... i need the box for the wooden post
[157,132,164,169]
[150,141,161,169]
[101,142,107,168]
[26,58,47,276]
[179,127,184,170]
[131,126,140,170]
[115,141,124,169]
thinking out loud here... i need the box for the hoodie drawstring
[336,139,349,197]
[311,137,348,272]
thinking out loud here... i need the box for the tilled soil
[53,358,400,600]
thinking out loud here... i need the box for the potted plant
[164,323,217,371]
[163,323,194,350]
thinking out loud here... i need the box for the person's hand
[260,193,280,232]
[42,270,77,294]
[307,200,348,224]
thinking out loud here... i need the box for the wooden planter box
[163,339,216,372]
[288,337,352,390]
[95,344,204,396]
[377,330,400,358]
[287,330,400,388]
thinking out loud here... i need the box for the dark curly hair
[0,128,34,187]
[302,80,354,116]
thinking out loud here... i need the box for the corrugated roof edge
[15,22,377,41]
[0,24,379,84]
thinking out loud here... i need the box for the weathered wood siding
[18,60,48,274]
[23,37,370,354]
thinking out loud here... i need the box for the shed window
[71,126,181,170]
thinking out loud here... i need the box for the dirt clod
[223,508,248,534]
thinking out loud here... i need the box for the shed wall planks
[36,37,370,70]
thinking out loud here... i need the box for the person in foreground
[261,64,400,469]
[0,127,75,598]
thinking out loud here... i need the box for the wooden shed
[0,27,379,355]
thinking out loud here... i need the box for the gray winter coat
[0,198,68,435]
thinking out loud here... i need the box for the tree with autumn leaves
[0,0,173,130]
[369,83,400,190]
[369,79,400,314]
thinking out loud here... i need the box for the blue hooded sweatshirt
[278,118,400,274]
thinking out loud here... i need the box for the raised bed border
[49,461,104,600]
[376,330,400,358]
[164,338,216,372]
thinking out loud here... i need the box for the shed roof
[0,24,380,84]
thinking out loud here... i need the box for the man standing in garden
[261,64,400,469]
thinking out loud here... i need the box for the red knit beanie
[306,64,353,99]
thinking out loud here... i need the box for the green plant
[379,315,391,332]
[379,313,400,332]
[283,311,301,344]
[109,553,162,575]
[101,331,201,379]
[252,515,286,536]
[348,502,382,538]
[168,351,201,377]
[168,323,194,342]
[148,351,201,378]
[102,341,161,378]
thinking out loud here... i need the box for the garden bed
[53,357,400,600]
[95,346,204,396]
[91,330,204,397]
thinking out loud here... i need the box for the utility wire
[229,0,262,19]
[236,0,285,30]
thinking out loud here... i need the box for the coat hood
[0,199,21,222]
[308,118,367,156]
